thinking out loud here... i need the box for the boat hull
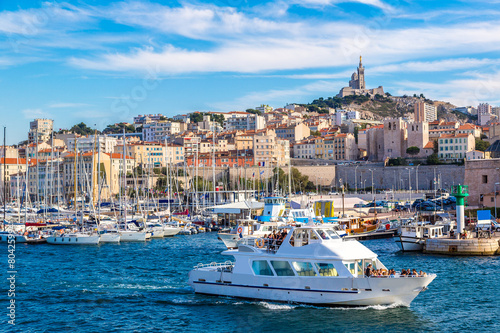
[0,234,28,243]
[395,236,423,252]
[100,233,121,243]
[120,231,146,242]
[218,233,239,249]
[163,227,181,237]
[46,235,100,245]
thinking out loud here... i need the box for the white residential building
[67,135,118,153]
[224,113,266,131]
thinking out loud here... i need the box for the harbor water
[2,233,499,332]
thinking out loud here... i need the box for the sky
[1,0,500,144]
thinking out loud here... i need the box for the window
[270,261,295,276]
[315,263,338,277]
[252,260,274,276]
[482,175,488,183]
[344,262,355,275]
[292,262,316,276]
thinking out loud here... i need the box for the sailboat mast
[122,129,127,225]
[3,126,6,222]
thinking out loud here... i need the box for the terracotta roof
[423,141,435,149]
[439,133,469,138]
[0,158,27,164]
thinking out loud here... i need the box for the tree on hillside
[210,114,225,126]
[189,113,203,123]
[406,146,420,156]
[69,122,96,135]
[102,123,135,134]
[246,109,262,115]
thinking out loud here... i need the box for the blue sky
[1,0,500,144]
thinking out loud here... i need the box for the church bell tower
[357,55,365,90]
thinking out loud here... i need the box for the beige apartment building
[253,131,289,166]
[437,133,475,161]
[275,123,310,143]
[114,142,184,167]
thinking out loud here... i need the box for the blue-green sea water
[2,233,499,332]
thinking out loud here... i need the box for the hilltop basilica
[337,56,385,98]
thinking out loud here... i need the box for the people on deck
[365,264,373,277]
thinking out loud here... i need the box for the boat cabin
[257,197,286,222]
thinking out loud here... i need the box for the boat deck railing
[194,261,234,269]
[239,238,282,253]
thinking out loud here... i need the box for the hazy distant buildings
[414,102,437,122]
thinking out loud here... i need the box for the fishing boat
[189,224,435,306]
[395,224,446,252]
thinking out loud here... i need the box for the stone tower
[357,56,365,90]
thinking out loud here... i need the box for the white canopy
[209,201,264,214]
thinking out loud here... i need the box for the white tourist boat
[219,221,284,249]
[46,232,100,245]
[189,225,436,306]
[395,224,446,252]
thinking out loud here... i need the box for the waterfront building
[223,112,266,132]
[0,158,27,183]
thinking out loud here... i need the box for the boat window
[252,260,274,276]
[317,229,330,240]
[292,262,317,276]
[290,229,309,247]
[356,260,363,276]
[315,263,339,277]
[310,231,319,240]
[325,229,340,239]
[270,261,295,276]
[344,262,355,275]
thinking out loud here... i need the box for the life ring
[385,224,390,230]
[255,238,264,248]
[237,226,243,234]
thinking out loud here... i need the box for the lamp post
[416,164,420,193]
[369,169,374,202]
[355,165,359,194]
[495,182,500,220]
[406,167,412,209]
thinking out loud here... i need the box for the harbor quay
[424,236,500,256]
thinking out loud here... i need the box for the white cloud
[395,70,500,107]
[370,58,500,74]
[21,108,49,119]
[291,0,396,12]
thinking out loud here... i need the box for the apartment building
[142,121,181,142]
[224,112,266,132]
[437,133,475,161]
[28,118,53,143]
[414,102,437,122]
[275,123,310,143]
[67,135,118,153]
[293,139,315,159]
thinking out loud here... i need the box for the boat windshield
[324,229,340,239]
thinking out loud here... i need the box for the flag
[259,162,265,167]
[260,170,264,175]
[252,172,255,178]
